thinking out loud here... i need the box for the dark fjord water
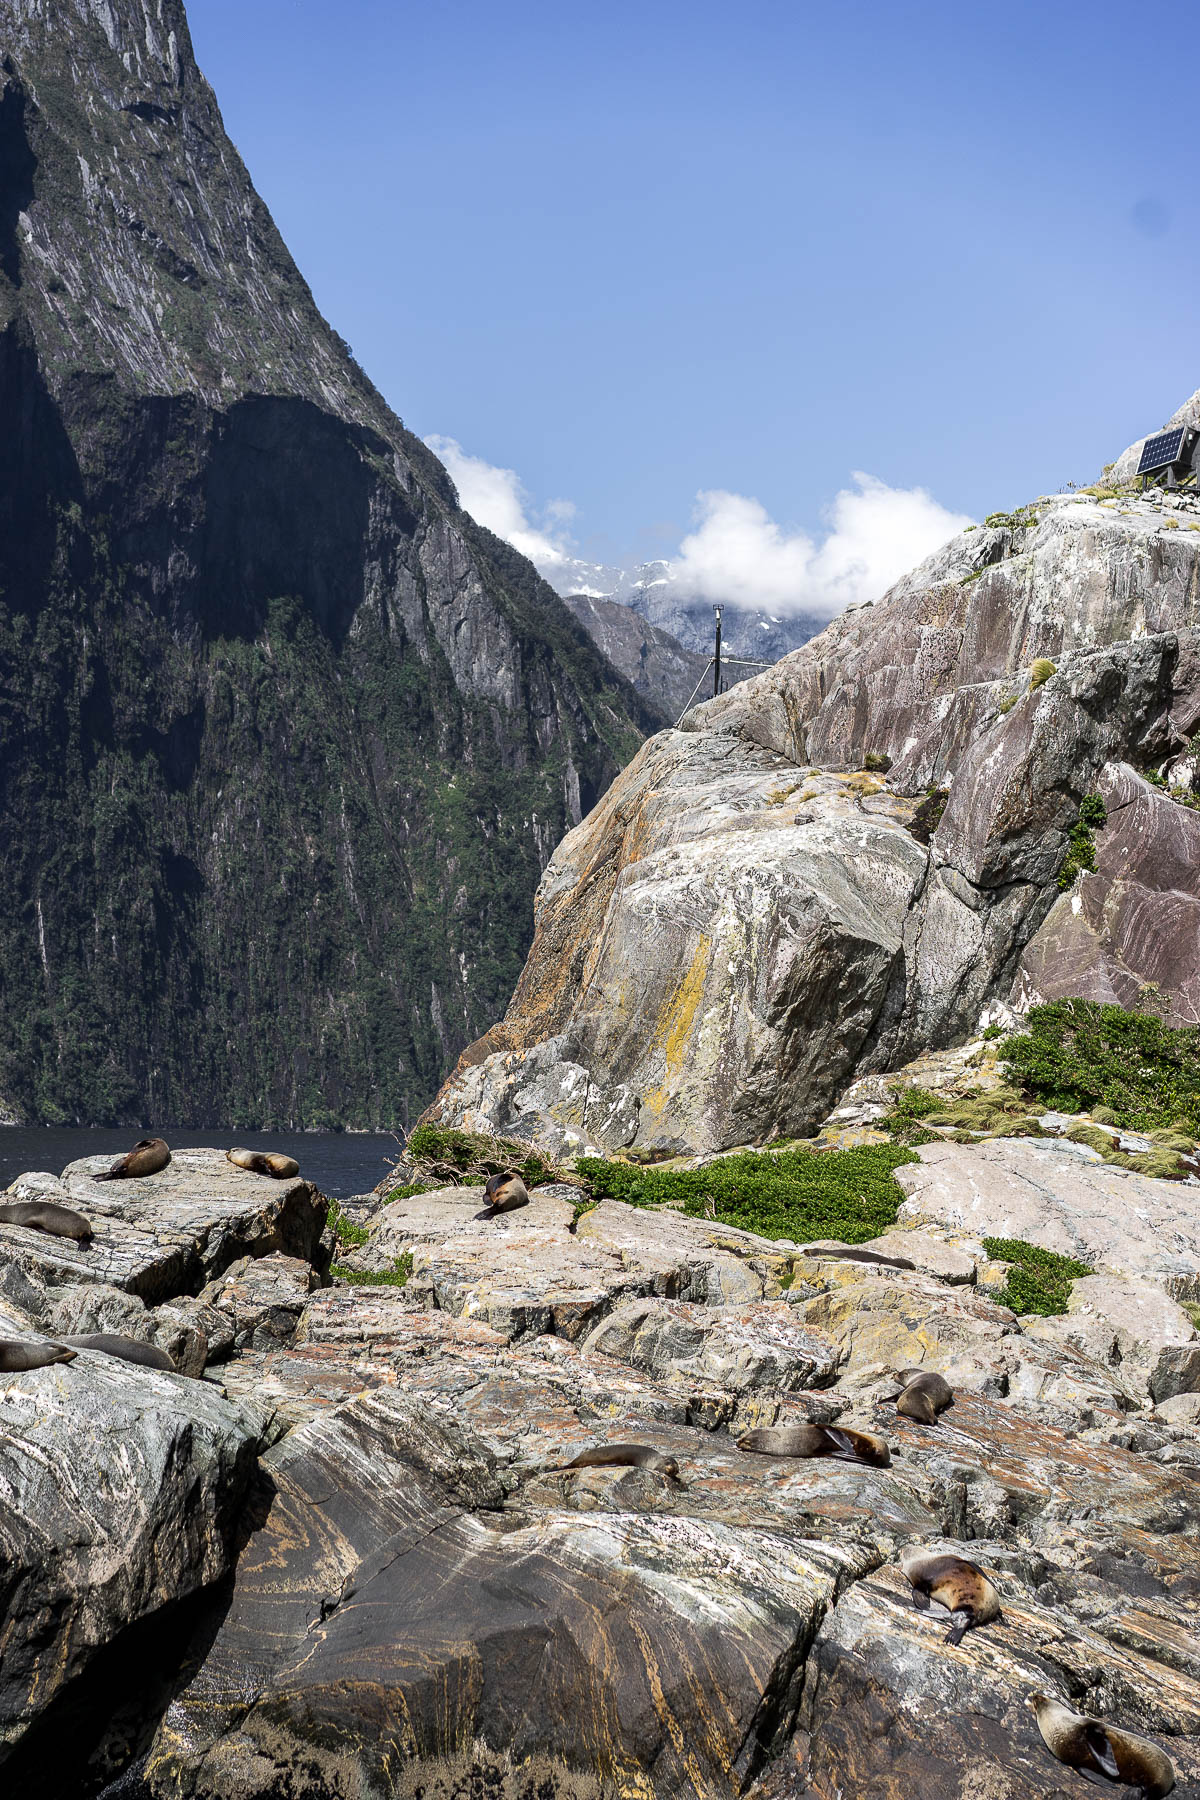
[0,1127,405,1200]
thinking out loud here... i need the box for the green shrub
[863,751,893,773]
[326,1201,368,1248]
[981,1024,1004,1041]
[1058,792,1106,890]
[1003,999,1200,1133]
[982,1235,1092,1315]
[575,1144,918,1244]
[386,1180,442,1202]
[332,1251,414,1287]
[405,1124,557,1188]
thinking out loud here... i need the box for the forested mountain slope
[0,0,655,1127]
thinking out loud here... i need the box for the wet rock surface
[0,1143,1197,1798]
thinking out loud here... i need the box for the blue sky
[187,0,1199,604]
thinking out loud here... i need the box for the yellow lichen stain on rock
[659,934,712,1075]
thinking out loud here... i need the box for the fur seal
[0,1337,77,1371]
[800,1245,915,1271]
[483,1172,530,1215]
[1029,1694,1175,1797]
[558,1443,681,1479]
[889,1368,955,1425]
[61,1333,175,1371]
[93,1138,171,1180]
[736,1423,891,1467]
[899,1547,1000,1643]
[0,1200,93,1241]
[225,1149,300,1178]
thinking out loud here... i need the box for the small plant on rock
[1029,657,1056,690]
[983,1236,1092,1316]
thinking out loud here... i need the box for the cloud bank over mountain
[427,436,972,620]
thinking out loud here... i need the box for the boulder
[0,1322,259,1765]
[199,1252,320,1351]
[579,1297,840,1395]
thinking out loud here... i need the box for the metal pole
[713,605,722,698]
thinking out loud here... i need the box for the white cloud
[666,476,972,618]
[424,434,574,567]
[424,435,971,620]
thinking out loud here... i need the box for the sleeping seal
[226,1149,301,1178]
[483,1172,530,1215]
[93,1138,171,1180]
[736,1423,891,1467]
[557,1443,681,1479]
[0,1200,93,1241]
[1029,1693,1175,1797]
[0,1338,77,1372]
[889,1368,955,1425]
[61,1334,175,1371]
[899,1547,1000,1643]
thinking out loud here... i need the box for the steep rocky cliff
[428,462,1200,1155]
[0,0,656,1128]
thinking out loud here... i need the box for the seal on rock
[558,1443,681,1480]
[899,1547,1000,1643]
[736,1423,891,1467]
[93,1138,171,1180]
[888,1368,955,1425]
[1029,1693,1175,1797]
[226,1149,300,1178]
[0,1337,77,1371]
[482,1172,529,1215]
[800,1245,915,1271]
[61,1333,175,1371]
[0,1200,93,1241]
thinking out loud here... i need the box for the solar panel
[1137,426,1189,476]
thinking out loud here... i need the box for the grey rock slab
[897,1136,1200,1299]
[199,1252,320,1351]
[857,1228,977,1284]
[0,1345,258,1759]
[351,1189,784,1342]
[0,1149,327,1305]
[579,1296,840,1394]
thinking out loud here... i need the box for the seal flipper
[910,1586,931,1611]
[943,1610,972,1646]
[1081,1724,1120,1782]
[823,1427,860,1460]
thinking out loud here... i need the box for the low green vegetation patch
[907,786,948,845]
[405,1124,558,1188]
[326,1201,369,1249]
[332,1251,414,1288]
[576,1144,918,1243]
[879,1085,944,1145]
[982,1236,1092,1316]
[385,1180,442,1202]
[1057,791,1106,891]
[922,1083,1045,1138]
[1003,999,1200,1134]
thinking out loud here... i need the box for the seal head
[890,1369,955,1425]
[94,1138,171,1181]
[899,1547,1000,1643]
[1029,1693,1175,1797]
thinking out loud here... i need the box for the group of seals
[0,1333,176,1374]
[0,1200,93,1240]
[1030,1694,1175,1796]
[226,1149,300,1179]
[737,1423,891,1468]
[94,1137,171,1180]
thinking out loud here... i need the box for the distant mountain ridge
[544,556,823,664]
[0,0,655,1127]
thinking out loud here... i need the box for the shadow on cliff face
[0,75,36,286]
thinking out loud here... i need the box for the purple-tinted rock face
[1014,762,1200,1025]
[427,481,1200,1153]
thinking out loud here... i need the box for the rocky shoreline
[0,1107,1196,1799]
